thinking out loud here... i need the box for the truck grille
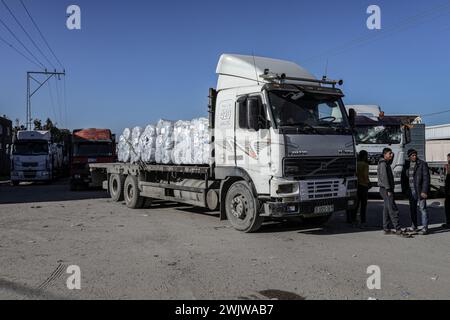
[304,180,341,200]
[368,153,382,166]
[22,162,38,168]
[283,157,356,179]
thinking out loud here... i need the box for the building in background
[0,116,13,177]
[426,124,450,162]
[426,124,450,193]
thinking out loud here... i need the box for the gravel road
[0,180,449,300]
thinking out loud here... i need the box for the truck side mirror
[348,108,356,128]
[247,98,260,131]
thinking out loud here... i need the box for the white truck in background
[90,54,359,233]
[10,130,63,185]
[345,105,425,193]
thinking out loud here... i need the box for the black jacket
[445,167,450,196]
[401,159,430,196]
[378,158,395,192]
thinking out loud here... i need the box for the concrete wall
[426,140,450,162]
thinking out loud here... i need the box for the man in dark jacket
[444,153,450,229]
[401,149,430,235]
[378,148,402,235]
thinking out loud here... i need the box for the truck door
[235,94,271,180]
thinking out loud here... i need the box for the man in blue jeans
[401,149,431,235]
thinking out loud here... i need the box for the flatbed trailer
[90,162,218,210]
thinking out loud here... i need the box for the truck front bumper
[11,170,51,182]
[261,197,357,218]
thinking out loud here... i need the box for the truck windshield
[268,90,350,132]
[73,142,113,157]
[13,141,49,155]
[354,125,402,145]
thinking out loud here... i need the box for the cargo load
[118,118,210,165]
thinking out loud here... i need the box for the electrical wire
[0,32,43,69]
[422,109,450,118]
[0,17,45,69]
[47,80,57,122]
[303,1,450,64]
[19,0,64,70]
[1,0,56,69]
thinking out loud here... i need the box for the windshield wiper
[280,122,323,135]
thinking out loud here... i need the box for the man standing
[401,149,430,235]
[443,153,450,229]
[378,148,402,235]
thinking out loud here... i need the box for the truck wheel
[11,181,19,187]
[225,181,263,233]
[109,174,125,202]
[124,175,145,209]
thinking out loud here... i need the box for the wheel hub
[231,196,246,219]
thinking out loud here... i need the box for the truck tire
[11,180,19,187]
[225,181,263,233]
[109,174,125,202]
[124,175,145,209]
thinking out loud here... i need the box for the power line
[303,1,450,64]
[63,76,68,129]
[422,109,450,118]
[0,17,45,69]
[19,0,64,69]
[0,33,43,69]
[1,0,56,69]
[47,80,57,122]
[54,76,63,126]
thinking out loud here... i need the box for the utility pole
[26,70,65,130]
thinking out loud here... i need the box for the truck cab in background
[10,130,62,185]
[70,128,116,190]
[345,105,425,193]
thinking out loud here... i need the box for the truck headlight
[276,183,299,195]
[347,179,357,190]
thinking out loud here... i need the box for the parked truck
[70,128,116,190]
[89,54,358,232]
[11,130,63,185]
[345,105,425,193]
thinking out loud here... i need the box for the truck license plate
[314,205,334,214]
[88,158,97,163]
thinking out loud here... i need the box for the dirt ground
[0,179,449,300]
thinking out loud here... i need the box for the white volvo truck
[11,130,63,185]
[90,54,358,232]
[345,105,425,193]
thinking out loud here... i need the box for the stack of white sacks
[117,118,210,165]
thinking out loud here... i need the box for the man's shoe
[384,229,393,235]
[421,229,429,235]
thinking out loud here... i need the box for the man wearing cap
[401,149,430,235]
[443,153,450,229]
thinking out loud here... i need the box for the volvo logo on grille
[320,162,329,170]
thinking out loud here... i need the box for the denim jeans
[409,190,429,230]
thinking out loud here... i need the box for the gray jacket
[378,158,395,192]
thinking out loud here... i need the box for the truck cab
[10,130,56,185]
[70,129,116,190]
[213,55,358,222]
[345,105,424,193]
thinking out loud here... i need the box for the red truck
[70,129,116,190]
